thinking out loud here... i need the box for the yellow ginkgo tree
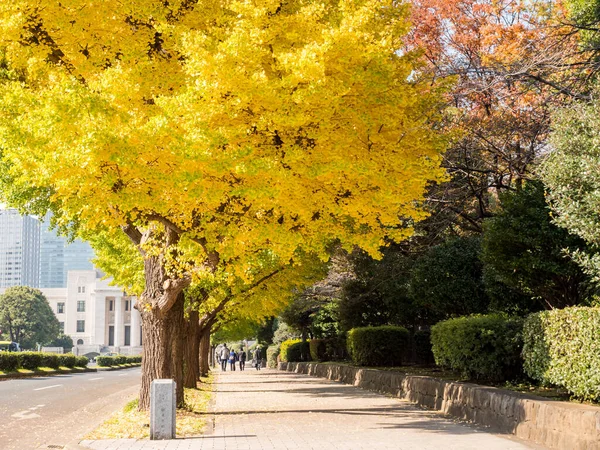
[0,0,448,408]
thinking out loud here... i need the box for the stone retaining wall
[278,361,600,450]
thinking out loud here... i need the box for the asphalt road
[0,367,141,450]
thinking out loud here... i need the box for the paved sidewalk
[80,368,539,450]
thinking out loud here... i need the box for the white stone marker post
[150,379,176,440]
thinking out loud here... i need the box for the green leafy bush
[279,339,301,363]
[114,355,127,365]
[40,353,60,369]
[310,338,347,362]
[347,326,409,366]
[431,314,523,381]
[0,352,19,371]
[126,355,142,364]
[309,339,327,361]
[18,352,43,370]
[76,356,89,368]
[266,344,280,368]
[413,330,434,365]
[523,307,600,401]
[96,356,113,367]
[286,341,311,362]
[58,354,78,368]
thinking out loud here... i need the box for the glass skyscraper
[39,214,95,288]
[0,208,41,288]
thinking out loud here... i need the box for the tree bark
[135,226,191,410]
[199,327,211,377]
[184,309,200,389]
[139,292,186,409]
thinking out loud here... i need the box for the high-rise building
[39,214,95,288]
[0,208,41,288]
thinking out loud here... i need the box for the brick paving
[79,368,538,450]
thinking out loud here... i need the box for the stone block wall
[278,362,600,450]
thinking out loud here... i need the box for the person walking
[229,349,237,371]
[238,349,246,371]
[254,346,262,371]
[220,345,229,372]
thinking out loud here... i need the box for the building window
[124,325,131,346]
[109,300,114,311]
[77,300,85,312]
[59,322,64,332]
[57,302,65,314]
[78,286,85,293]
[125,300,130,311]
[76,320,85,332]
[77,339,84,345]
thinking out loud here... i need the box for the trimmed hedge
[58,354,78,368]
[97,354,141,367]
[76,356,89,368]
[413,330,434,365]
[279,339,301,363]
[309,338,347,362]
[0,352,19,371]
[266,344,280,368]
[0,351,88,372]
[523,307,600,401]
[286,341,311,362]
[347,326,409,366]
[40,353,60,370]
[431,314,523,381]
[18,352,43,370]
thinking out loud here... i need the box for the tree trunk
[199,327,211,377]
[139,292,186,409]
[169,293,186,407]
[184,310,200,389]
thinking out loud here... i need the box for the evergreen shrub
[40,353,60,369]
[347,326,409,366]
[431,314,523,381]
[279,339,301,362]
[96,356,113,367]
[413,330,434,365]
[266,344,280,368]
[18,352,43,370]
[58,354,78,368]
[76,356,89,368]
[0,352,19,371]
[523,307,600,401]
[280,339,311,362]
[310,338,347,361]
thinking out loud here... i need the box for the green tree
[481,181,591,309]
[48,333,74,352]
[541,89,600,281]
[409,236,490,324]
[0,286,60,349]
[339,246,414,331]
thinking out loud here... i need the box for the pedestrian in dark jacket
[239,350,246,371]
[254,347,262,370]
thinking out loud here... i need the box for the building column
[114,296,123,348]
[131,300,141,347]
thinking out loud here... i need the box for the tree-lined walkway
[82,368,539,449]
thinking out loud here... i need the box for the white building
[0,208,40,288]
[33,270,142,357]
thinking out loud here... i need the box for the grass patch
[85,374,214,440]
[17,368,34,374]
[37,367,57,372]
